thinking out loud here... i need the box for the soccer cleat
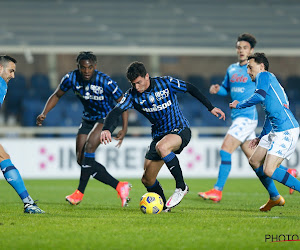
[198,188,222,203]
[287,168,298,194]
[65,189,84,205]
[259,195,285,212]
[24,203,45,214]
[166,184,189,208]
[116,182,132,207]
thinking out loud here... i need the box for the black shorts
[77,117,120,135]
[145,127,191,161]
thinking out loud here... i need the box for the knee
[155,141,168,157]
[141,175,155,187]
[84,140,95,153]
[248,155,259,169]
[263,167,274,177]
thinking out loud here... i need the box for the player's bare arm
[229,100,239,109]
[209,84,220,94]
[36,88,65,126]
[113,96,129,148]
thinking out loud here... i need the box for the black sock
[146,180,167,209]
[88,159,119,189]
[162,152,185,190]
[77,167,92,194]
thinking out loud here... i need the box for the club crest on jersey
[155,88,169,101]
[149,95,155,103]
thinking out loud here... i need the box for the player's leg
[248,145,283,211]
[65,133,88,205]
[264,128,300,193]
[198,134,240,202]
[155,128,191,208]
[82,121,131,207]
[141,159,167,209]
[0,145,44,214]
[266,155,300,192]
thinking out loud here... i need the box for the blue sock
[0,159,32,203]
[254,166,279,198]
[279,165,288,171]
[214,150,231,191]
[272,168,300,192]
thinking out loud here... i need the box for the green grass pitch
[1,178,300,249]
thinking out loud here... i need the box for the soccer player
[100,61,226,211]
[198,34,297,203]
[36,52,131,207]
[230,52,300,211]
[0,55,44,214]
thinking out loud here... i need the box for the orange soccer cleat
[259,195,285,212]
[287,168,298,195]
[198,188,222,203]
[65,189,84,205]
[116,182,132,207]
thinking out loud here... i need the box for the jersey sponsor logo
[107,80,113,85]
[155,88,169,101]
[140,100,146,104]
[142,100,172,112]
[75,92,104,101]
[90,85,103,95]
[231,87,245,93]
[230,73,248,83]
[76,86,82,89]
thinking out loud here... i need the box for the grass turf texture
[1,178,300,249]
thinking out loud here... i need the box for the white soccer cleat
[166,184,189,208]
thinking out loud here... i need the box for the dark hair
[0,55,17,66]
[126,61,147,82]
[237,33,257,48]
[248,52,269,71]
[76,51,97,64]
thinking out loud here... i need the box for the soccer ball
[139,192,164,214]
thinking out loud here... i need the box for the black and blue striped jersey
[60,70,123,121]
[116,76,190,138]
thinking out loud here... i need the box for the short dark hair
[76,51,97,64]
[0,55,17,66]
[126,61,147,82]
[248,52,269,71]
[237,33,257,48]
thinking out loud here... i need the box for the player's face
[78,59,96,81]
[236,41,253,65]
[247,59,264,82]
[131,73,150,93]
[0,61,16,84]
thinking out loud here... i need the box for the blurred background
[1,0,300,137]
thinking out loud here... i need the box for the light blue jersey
[237,71,299,138]
[0,77,8,108]
[219,63,257,121]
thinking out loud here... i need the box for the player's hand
[36,114,46,126]
[229,100,239,109]
[210,107,225,120]
[209,84,220,94]
[114,129,126,148]
[100,130,112,145]
[249,137,260,149]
